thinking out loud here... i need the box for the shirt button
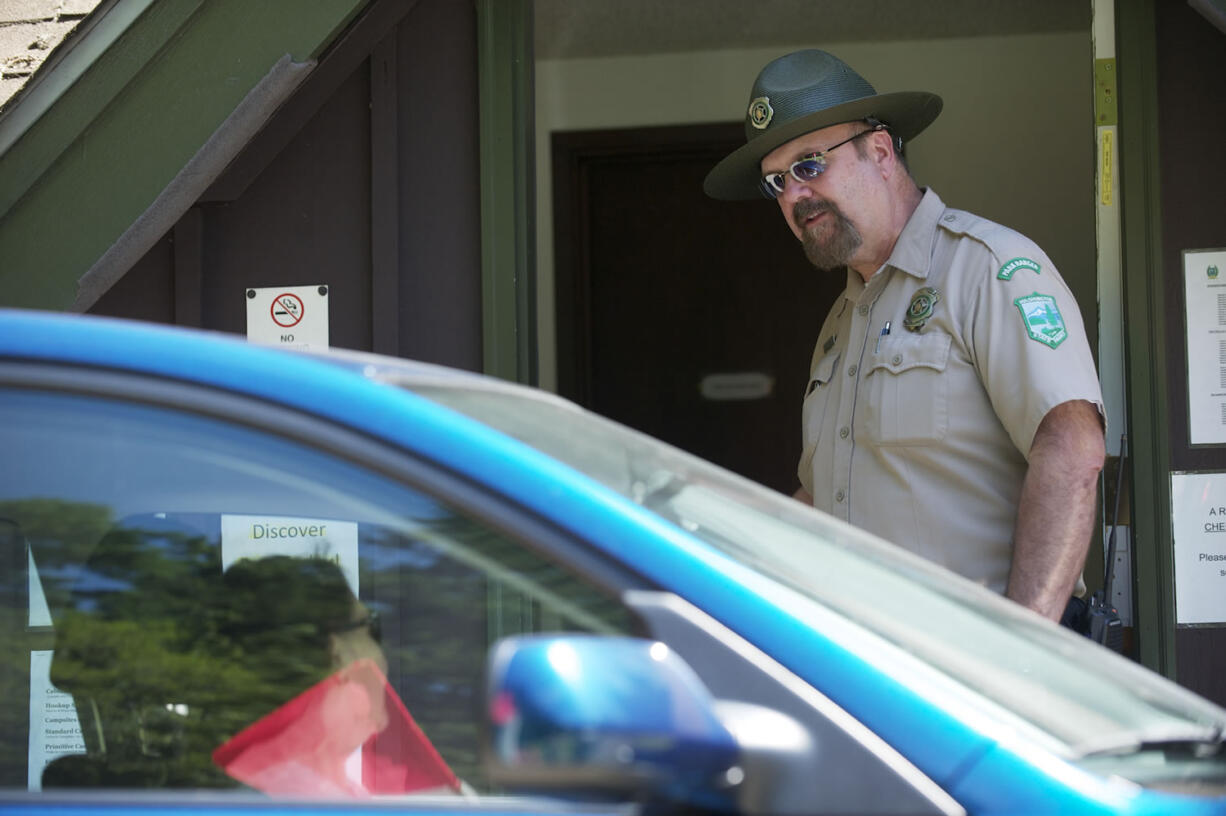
[839,426,850,439]
[848,364,858,377]
[892,354,903,365]
[835,490,845,503]
[943,214,956,222]
[858,305,869,315]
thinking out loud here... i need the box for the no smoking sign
[270,293,304,328]
[246,285,329,350]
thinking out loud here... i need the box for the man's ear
[871,130,899,177]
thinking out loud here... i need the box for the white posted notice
[28,650,86,790]
[1183,249,1226,444]
[220,515,359,595]
[245,285,329,351]
[1171,471,1226,625]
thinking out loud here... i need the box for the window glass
[0,388,632,795]
[410,382,1226,757]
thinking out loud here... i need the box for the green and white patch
[1014,293,1067,348]
[997,257,1041,281]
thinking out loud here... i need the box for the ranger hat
[703,49,943,200]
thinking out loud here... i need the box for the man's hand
[1006,399,1105,620]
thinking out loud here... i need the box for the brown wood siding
[87,0,482,372]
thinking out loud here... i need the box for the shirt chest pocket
[862,332,951,446]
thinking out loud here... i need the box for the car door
[0,327,976,816]
[0,357,644,816]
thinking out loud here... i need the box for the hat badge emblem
[748,96,773,130]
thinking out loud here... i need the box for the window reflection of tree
[0,513,34,787]
[43,520,361,790]
[15,499,635,793]
[0,498,113,622]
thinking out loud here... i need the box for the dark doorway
[552,123,844,494]
[1153,0,1226,708]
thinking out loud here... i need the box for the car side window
[0,387,633,795]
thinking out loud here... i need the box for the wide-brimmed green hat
[704,49,942,200]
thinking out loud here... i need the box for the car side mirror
[485,634,740,809]
[485,634,819,813]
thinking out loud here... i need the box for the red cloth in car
[213,658,460,797]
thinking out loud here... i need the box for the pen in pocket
[875,321,891,353]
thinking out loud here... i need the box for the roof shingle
[0,0,103,110]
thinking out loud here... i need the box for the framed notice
[1170,471,1226,625]
[1183,248,1226,445]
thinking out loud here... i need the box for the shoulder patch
[997,257,1041,280]
[1014,293,1067,348]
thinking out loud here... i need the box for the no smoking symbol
[270,293,304,328]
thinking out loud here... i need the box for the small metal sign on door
[246,285,329,350]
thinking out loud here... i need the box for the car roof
[296,343,582,413]
[0,308,574,416]
[0,307,694,562]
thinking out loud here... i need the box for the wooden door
[553,124,843,494]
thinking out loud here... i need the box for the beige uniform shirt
[798,189,1104,592]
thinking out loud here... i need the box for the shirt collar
[837,188,946,304]
[884,187,946,281]
[842,266,865,301]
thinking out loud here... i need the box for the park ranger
[704,49,1105,622]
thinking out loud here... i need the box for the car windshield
[398,376,1226,762]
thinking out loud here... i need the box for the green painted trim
[0,0,368,311]
[477,0,537,384]
[1116,0,1176,676]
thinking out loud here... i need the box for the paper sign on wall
[27,550,87,790]
[27,650,86,790]
[1170,471,1226,625]
[221,514,359,595]
[246,285,329,351]
[1183,249,1226,445]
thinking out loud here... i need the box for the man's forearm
[1006,399,1105,620]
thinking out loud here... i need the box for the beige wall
[535,31,1095,391]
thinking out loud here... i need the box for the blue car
[0,308,1223,816]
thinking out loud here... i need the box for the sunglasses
[759,124,885,199]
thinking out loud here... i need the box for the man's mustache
[793,199,837,229]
